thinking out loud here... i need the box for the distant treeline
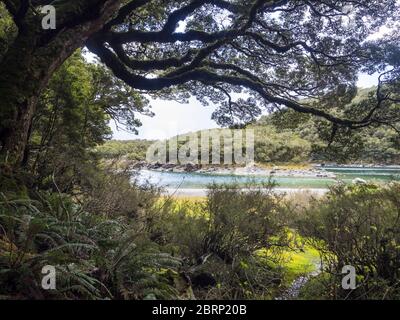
[97,88,400,165]
[95,139,155,161]
[259,88,400,164]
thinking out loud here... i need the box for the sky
[110,97,219,141]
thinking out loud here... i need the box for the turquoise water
[135,167,400,189]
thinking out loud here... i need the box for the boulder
[352,178,367,184]
[191,272,217,288]
[184,162,200,172]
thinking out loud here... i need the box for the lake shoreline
[132,162,400,179]
[133,165,400,195]
[133,162,337,178]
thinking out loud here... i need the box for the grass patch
[279,245,320,282]
[156,196,208,218]
[258,230,321,285]
[256,162,312,170]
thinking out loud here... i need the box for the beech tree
[0,0,399,167]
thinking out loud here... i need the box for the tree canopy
[0,0,399,166]
[84,0,400,129]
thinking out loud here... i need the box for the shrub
[296,183,400,299]
[204,183,288,263]
[150,183,289,299]
[0,190,180,300]
[81,168,160,219]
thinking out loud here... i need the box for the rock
[184,162,200,172]
[317,173,328,177]
[246,161,255,168]
[352,178,367,184]
[191,272,217,288]
[132,161,146,169]
[162,163,175,170]
[149,162,162,169]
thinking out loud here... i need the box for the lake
[135,167,400,191]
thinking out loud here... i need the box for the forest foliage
[0,1,400,301]
[0,51,399,301]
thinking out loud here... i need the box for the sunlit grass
[156,196,207,218]
[256,162,312,170]
[279,246,320,280]
[257,230,321,284]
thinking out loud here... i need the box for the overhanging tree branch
[87,37,376,128]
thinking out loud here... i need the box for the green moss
[258,230,321,285]
[281,246,320,282]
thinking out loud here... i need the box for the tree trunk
[0,0,122,168]
[0,31,74,167]
[0,33,43,166]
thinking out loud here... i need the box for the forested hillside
[98,87,400,165]
[257,88,400,164]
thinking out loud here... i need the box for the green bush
[81,169,161,219]
[204,183,288,263]
[296,183,400,299]
[150,183,289,299]
[0,188,180,300]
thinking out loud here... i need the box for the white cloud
[111,97,218,140]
